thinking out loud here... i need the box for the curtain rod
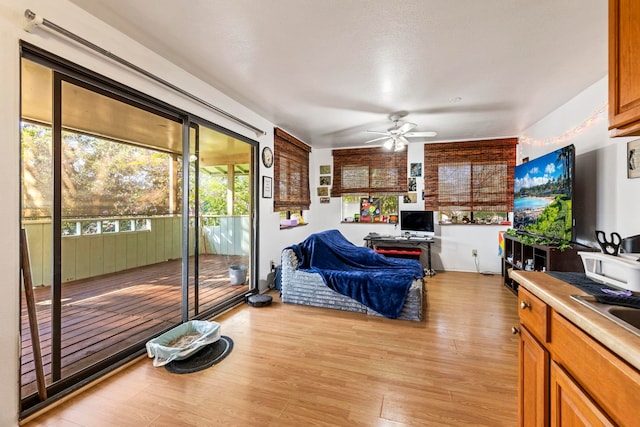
[23,9,266,138]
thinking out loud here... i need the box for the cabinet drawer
[518,287,549,343]
[551,311,640,427]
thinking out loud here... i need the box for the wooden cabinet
[609,0,640,137]
[551,311,640,426]
[518,287,550,426]
[550,362,614,427]
[519,326,549,427]
[502,235,587,294]
[516,284,640,426]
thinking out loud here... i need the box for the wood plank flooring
[21,254,249,398]
[23,271,519,427]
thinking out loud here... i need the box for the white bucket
[229,265,248,285]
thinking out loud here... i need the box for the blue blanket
[287,230,424,318]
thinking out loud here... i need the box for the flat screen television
[514,144,575,242]
[400,210,435,236]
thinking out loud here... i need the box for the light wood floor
[23,271,519,427]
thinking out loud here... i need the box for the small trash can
[274,266,282,291]
[229,265,248,285]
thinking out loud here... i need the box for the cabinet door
[609,0,640,135]
[551,311,640,426]
[519,326,549,427]
[550,362,614,427]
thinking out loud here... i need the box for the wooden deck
[20,254,250,399]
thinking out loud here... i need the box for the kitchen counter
[511,270,640,371]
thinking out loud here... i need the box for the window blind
[424,138,517,212]
[273,128,311,211]
[331,147,408,196]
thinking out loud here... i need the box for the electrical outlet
[472,249,478,257]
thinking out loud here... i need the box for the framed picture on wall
[628,139,640,179]
[410,163,422,177]
[408,177,417,191]
[403,193,418,203]
[262,176,273,198]
[319,165,331,175]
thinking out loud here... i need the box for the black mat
[165,336,233,374]
[546,271,640,309]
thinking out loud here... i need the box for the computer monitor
[400,210,434,236]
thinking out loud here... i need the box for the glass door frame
[186,119,258,318]
[20,43,259,415]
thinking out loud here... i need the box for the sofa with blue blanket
[281,230,425,321]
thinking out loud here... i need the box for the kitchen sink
[571,294,640,337]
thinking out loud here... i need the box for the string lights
[519,103,608,146]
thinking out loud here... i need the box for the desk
[364,235,436,277]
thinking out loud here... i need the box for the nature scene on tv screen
[514,145,574,241]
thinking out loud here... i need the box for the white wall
[309,142,508,274]
[519,76,640,246]
[307,75,640,274]
[0,3,22,425]
[0,0,281,424]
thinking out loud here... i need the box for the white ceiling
[68,0,608,149]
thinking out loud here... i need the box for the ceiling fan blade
[365,130,390,135]
[364,136,392,144]
[404,131,438,138]
[397,122,417,134]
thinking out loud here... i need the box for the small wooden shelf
[502,234,594,294]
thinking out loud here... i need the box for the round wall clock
[262,147,274,168]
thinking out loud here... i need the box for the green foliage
[523,196,572,242]
[21,123,252,221]
[197,172,228,216]
[233,174,250,215]
[506,228,518,237]
[21,124,53,218]
[506,219,573,251]
[506,230,572,251]
[62,132,174,217]
[508,195,574,251]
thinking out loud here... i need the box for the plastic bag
[145,320,221,367]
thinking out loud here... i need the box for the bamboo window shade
[331,147,408,196]
[423,138,517,212]
[273,128,312,211]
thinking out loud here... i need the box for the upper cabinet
[609,0,640,136]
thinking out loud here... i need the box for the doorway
[19,52,255,412]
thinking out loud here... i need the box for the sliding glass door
[189,124,253,317]
[20,53,255,411]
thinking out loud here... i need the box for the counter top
[511,270,640,372]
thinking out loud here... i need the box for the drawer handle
[511,326,520,335]
[520,301,531,310]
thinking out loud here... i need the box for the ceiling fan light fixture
[364,112,436,148]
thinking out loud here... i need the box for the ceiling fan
[364,112,437,151]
